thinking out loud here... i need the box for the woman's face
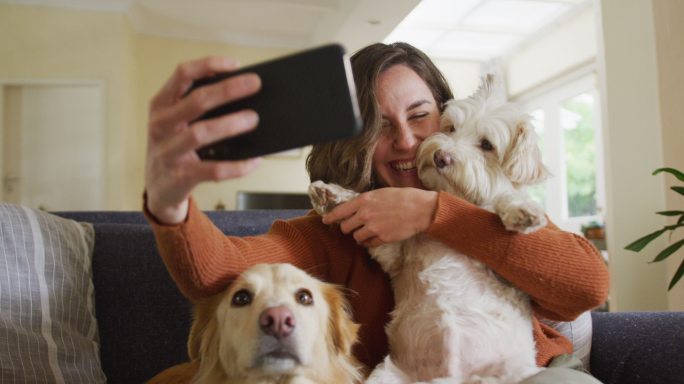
[372,64,441,189]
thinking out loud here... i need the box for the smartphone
[188,44,363,160]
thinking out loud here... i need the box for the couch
[1,204,682,383]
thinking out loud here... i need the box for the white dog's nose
[434,150,453,169]
[260,305,296,339]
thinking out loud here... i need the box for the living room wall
[0,4,308,211]
[599,0,684,311]
[0,4,137,210]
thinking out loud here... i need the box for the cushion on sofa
[0,203,106,383]
[540,310,593,369]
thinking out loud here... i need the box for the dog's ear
[323,284,359,356]
[440,100,464,133]
[188,295,225,382]
[188,297,217,360]
[503,121,551,185]
[473,73,506,106]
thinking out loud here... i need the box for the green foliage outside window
[562,94,597,218]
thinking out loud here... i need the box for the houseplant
[625,167,684,290]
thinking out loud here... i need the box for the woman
[144,42,608,382]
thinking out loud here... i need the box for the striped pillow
[541,310,593,370]
[0,203,106,383]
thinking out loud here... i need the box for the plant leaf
[657,210,684,216]
[649,239,684,263]
[668,258,684,291]
[653,167,684,181]
[672,186,684,196]
[625,228,667,252]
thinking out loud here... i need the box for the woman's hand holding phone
[145,56,263,224]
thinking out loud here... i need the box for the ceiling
[3,0,592,61]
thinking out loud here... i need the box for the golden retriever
[148,263,361,384]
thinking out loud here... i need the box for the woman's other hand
[323,188,438,247]
[145,57,262,224]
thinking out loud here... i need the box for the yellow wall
[598,0,684,311]
[0,4,310,210]
[0,4,137,209]
[505,7,597,97]
[652,0,684,310]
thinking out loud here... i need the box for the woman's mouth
[390,160,417,173]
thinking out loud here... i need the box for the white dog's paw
[308,181,359,216]
[498,201,547,234]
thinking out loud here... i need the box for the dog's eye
[295,289,314,306]
[448,125,456,133]
[231,289,252,307]
[480,139,494,151]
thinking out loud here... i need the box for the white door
[1,83,104,211]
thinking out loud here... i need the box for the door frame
[0,78,106,208]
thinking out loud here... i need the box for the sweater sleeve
[145,197,330,301]
[425,192,609,321]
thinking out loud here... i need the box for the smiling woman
[372,65,442,189]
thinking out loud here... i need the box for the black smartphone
[188,44,363,160]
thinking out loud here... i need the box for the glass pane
[528,109,546,208]
[561,92,597,217]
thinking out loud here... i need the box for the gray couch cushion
[590,311,684,384]
[0,204,106,383]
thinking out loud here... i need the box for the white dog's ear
[440,100,464,132]
[473,73,506,106]
[503,121,550,185]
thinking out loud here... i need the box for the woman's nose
[393,123,417,150]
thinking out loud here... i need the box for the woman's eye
[295,289,314,306]
[480,139,494,151]
[411,112,429,120]
[231,289,252,307]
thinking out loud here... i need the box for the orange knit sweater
[146,191,609,369]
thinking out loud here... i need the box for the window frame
[518,73,606,234]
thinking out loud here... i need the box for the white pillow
[0,203,106,383]
[541,310,593,369]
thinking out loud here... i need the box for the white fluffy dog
[308,74,550,384]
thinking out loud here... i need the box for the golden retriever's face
[191,263,360,383]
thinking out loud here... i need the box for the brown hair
[306,42,454,192]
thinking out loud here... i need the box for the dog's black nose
[434,150,453,168]
[259,305,295,339]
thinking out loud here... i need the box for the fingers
[152,56,240,109]
[362,237,383,249]
[196,157,263,182]
[322,197,362,225]
[149,73,261,140]
[187,157,262,184]
[158,109,259,159]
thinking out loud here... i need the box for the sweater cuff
[142,192,195,228]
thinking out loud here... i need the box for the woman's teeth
[392,160,416,172]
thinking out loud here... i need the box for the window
[520,75,605,234]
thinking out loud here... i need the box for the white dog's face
[190,263,359,383]
[416,74,549,206]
